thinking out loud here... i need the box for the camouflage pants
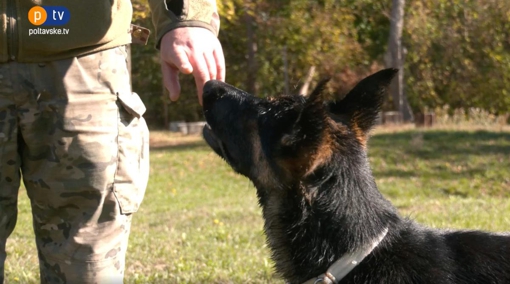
[0,46,149,283]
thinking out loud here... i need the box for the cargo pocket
[113,91,149,214]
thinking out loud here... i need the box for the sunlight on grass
[4,128,510,283]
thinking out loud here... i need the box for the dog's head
[203,68,398,282]
[203,68,397,198]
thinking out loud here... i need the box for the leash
[302,227,389,284]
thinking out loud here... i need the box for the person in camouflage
[0,0,224,283]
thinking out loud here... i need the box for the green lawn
[4,127,510,283]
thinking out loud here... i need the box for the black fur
[202,69,510,284]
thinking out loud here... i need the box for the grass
[4,127,510,283]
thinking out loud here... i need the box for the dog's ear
[306,78,330,108]
[281,79,330,147]
[328,68,398,135]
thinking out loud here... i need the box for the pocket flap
[117,92,146,118]
[113,183,144,214]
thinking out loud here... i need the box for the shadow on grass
[369,130,510,196]
[150,140,210,152]
[374,167,491,181]
[151,129,510,161]
[370,130,510,160]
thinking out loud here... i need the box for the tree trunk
[283,45,289,95]
[299,66,316,96]
[386,0,414,122]
[245,2,258,95]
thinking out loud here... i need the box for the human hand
[159,27,225,105]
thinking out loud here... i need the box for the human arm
[148,0,225,104]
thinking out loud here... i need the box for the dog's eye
[281,134,293,146]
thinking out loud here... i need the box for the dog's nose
[203,80,225,108]
[203,80,221,97]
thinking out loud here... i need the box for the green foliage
[348,0,392,59]
[405,0,510,114]
[130,0,510,125]
[131,0,166,126]
[218,0,391,101]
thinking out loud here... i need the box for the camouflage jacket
[0,0,219,63]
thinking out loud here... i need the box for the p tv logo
[28,6,70,26]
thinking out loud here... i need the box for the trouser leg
[0,63,22,283]
[17,46,148,283]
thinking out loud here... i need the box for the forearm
[148,0,220,48]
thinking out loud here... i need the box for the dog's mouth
[203,124,237,169]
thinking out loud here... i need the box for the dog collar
[302,227,389,284]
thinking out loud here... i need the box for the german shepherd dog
[202,69,510,284]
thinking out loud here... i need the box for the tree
[129,0,510,126]
[404,0,510,115]
[386,0,414,122]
